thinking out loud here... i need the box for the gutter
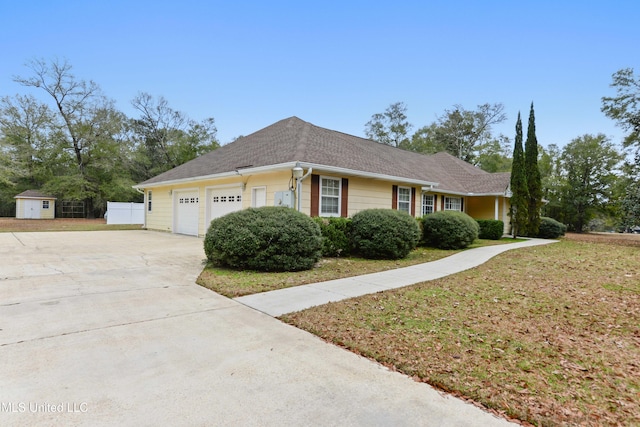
[132,161,441,190]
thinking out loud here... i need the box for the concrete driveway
[0,231,514,426]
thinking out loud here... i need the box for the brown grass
[0,218,144,232]
[281,235,640,426]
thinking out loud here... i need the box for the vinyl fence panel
[106,202,145,225]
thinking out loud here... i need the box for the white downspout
[135,188,146,227]
[296,167,312,212]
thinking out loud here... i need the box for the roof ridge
[294,119,312,160]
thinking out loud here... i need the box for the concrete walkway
[235,238,557,317]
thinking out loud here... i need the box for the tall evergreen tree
[525,102,543,235]
[509,112,529,237]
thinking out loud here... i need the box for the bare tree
[365,102,412,147]
[435,103,507,163]
[14,58,124,217]
[129,92,218,180]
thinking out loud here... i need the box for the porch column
[494,196,499,220]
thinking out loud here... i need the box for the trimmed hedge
[313,217,352,257]
[537,217,567,239]
[477,219,504,240]
[204,207,322,271]
[422,211,479,249]
[351,209,420,259]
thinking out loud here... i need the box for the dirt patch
[0,218,141,232]
[563,232,640,247]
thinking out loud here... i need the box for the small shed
[14,190,57,219]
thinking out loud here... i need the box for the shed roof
[14,190,57,199]
[136,117,510,196]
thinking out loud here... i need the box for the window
[320,177,341,216]
[397,187,411,213]
[421,194,434,216]
[42,200,50,209]
[147,191,152,212]
[444,196,462,211]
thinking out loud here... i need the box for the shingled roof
[14,190,57,199]
[136,117,510,196]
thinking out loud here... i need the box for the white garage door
[211,188,243,220]
[175,191,199,236]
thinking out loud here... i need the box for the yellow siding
[466,196,496,219]
[465,195,512,234]
[144,186,174,233]
[40,200,55,219]
[245,171,293,209]
[15,199,24,218]
[143,169,512,236]
[144,171,293,236]
[347,177,393,215]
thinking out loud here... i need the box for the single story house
[133,117,512,237]
[14,190,57,219]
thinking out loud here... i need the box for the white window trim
[147,191,152,213]
[421,193,434,216]
[42,200,50,209]
[444,196,462,211]
[319,176,341,217]
[397,186,411,214]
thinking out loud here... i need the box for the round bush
[422,211,479,249]
[204,207,322,271]
[536,217,567,239]
[313,217,352,257]
[477,219,505,240]
[351,209,420,259]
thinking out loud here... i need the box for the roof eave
[14,196,57,200]
[134,161,441,189]
[297,162,440,187]
[428,190,509,197]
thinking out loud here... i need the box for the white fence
[106,202,144,225]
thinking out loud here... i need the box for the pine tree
[510,112,529,237]
[525,103,543,236]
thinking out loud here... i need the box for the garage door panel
[211,188,243,220]
[175,191,199,236]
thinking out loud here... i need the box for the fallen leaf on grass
[560,358,589,372]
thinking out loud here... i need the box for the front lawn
[196,238,518,297]
[281,237,640,426]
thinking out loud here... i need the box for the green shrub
[351,209,420,259]
[313,217,352,257]
[422,211,479,249]
[204,207,322,271]
[476,219,505,240]
[537,217,567,239]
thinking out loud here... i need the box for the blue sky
[1,1,638,148]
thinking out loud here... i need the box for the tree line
[0,59,219,217]
[365,101,512,172]
[2,59,639,230]
[364,68,640,232]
